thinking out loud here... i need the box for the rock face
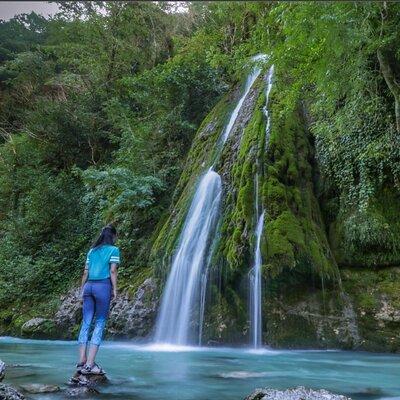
[20,278,158,340]
[108,278,158,338]
[245,387,351,400]
[54,287,82,336]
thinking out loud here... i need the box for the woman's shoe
[76,362,85,372]
[81,363,105,375]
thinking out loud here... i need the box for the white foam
[246,347,278,355]
[218,371,269,379]
[140,343,202,352]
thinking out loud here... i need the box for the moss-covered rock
[21,318,58,339]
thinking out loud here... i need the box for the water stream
[1,337,400,400]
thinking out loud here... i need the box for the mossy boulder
[20,318,58,339]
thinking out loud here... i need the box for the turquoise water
[1,337,400,400]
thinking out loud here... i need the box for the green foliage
[0,3,226,324]
[1,1,400,346]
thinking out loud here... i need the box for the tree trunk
[377,48,400,133]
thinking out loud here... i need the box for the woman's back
[86,245,120,280]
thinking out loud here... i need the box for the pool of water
[1,337,400,400]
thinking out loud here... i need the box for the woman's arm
[110,263,118,299]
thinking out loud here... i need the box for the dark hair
[91,225,117,249]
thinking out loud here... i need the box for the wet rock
[0,359,5,382]
[244,386,352,400]
[69,371,108,387]
[19,383,60,393]
[108,278,158,338]
[21,318,56,339]
[65,386,99,397]
[67,371,106,397]
[0,384,25,400]
[266,291,362,349]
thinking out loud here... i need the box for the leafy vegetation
[1,1,399,348]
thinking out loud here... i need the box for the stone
[69,371,108,387]
[0,384,25,400]
[20,318,56,339]
[0,359,5,382]
[19,383,60,394]
[65,386,99,397]
[107,278,158,338]
[244,386,352,400]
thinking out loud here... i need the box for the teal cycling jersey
[85,245,120,280]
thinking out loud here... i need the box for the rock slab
[108,277,158,338]
[245,387,352,400]
[19,383,60,394]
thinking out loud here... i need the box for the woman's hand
[112,288,117,300]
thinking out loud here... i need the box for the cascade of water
[198,268,208,345]
[221,55,266,144]
[249,210,265,348]
[263,65,274,146]
[155,56,267,346]
[154,169,222,345]
[249,64,274,349]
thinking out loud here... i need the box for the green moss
[217,89,267,274]
[119,266,152,296]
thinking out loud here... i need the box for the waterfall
[154,169,222,345]
[263,65,274,146]
[249,210,265,348]
[249,64,274,349]
[155,56,267,346]
[221,55,265,144]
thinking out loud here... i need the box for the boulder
[244,387,351,400]
[0,384,25,400]
[108,278,158,338]
[69,371,108,386]
[20,318,56,339]
[0,359,5,382]
[19,383,60,394]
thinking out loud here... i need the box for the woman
[77,225,120,374]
